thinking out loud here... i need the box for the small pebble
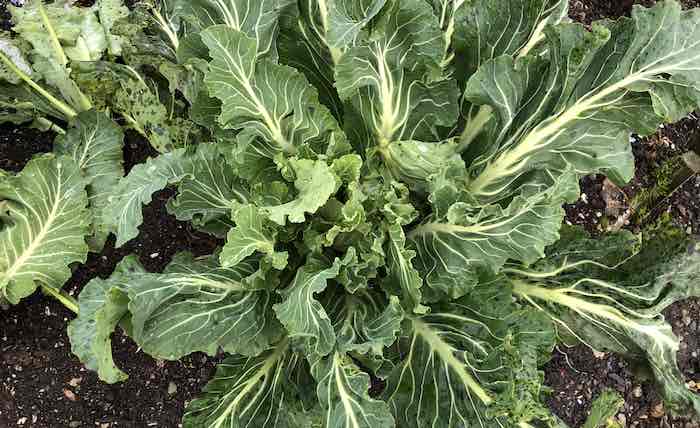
[63,388,77,401]
[651,402,665,418]
[632,385,642,398]
[150,252,160,259]
[168,381,178,395]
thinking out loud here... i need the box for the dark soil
[2,294,221,428]
[568,0,700,25]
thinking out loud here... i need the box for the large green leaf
[166,144,249,229]
[510,227,700,415]
[176,0,281,57]
[183,340,322,428]
[465,2,700,204]
[104,148,191,247]
[0,155,90,304]
[334,0,459,150]
[455,0,568,73]
[311,351,395,428]
[201,24,346,158]
[105,144,246,247]
[408,170,578,302]
[384,305,557,427]
[54,110,124,249]
[128,253,284,360]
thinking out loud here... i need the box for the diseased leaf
[511,227,700,414]
[335,0,459,149]
[10,0,97,111]
[54,110,124,249]
[99,0,130,56]
[384,306,557,427]
[0,36,33,85]
[0,155,90,304]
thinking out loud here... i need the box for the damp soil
[1,1,700,428]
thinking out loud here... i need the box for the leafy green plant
[1,0,700,427]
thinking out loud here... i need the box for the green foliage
[1,1,700,427]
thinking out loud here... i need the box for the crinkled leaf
[324,287,403,357]
[220,204,288,270]
[0,155,90,304]
[263,158,338,226]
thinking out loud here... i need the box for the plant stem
[35,117,66,134]
[457,105,492,153]
[152,8,179,51]
[41,285,79,315]
[0,52,78,119]
[38,3,68,67]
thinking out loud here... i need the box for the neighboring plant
[1,1,699,427]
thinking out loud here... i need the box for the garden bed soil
[1,1,700,427]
